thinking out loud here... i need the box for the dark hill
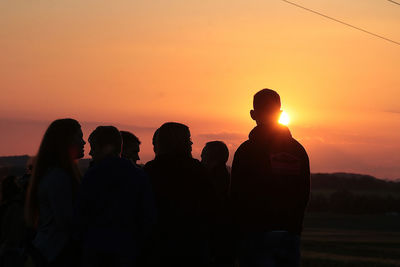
[0,155,30,167]
[311,173,400,194]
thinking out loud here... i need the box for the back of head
[157,122,192,157]
[26,118,82,227]
[202,141,229,167]
[89,126,122,156]
[253,89,281,112]
[252,89,282,126]
[120,131,140,146]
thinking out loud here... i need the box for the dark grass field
[301,213,400,266]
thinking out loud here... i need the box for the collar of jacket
[249,124,292,144]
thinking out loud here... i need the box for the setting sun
[279,111,290,126]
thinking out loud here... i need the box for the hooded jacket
[231,124,310,235]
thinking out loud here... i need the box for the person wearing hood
[231,89,310,267]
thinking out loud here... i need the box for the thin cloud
[196,132,246,141]
[383,109,400,114]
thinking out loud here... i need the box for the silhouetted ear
[250,110,256,121]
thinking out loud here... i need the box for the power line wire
[280,0,400,47]
[387,0,400,6]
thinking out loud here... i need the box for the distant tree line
[311,173,400,193]
[309,173,400,214]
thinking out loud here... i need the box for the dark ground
[301,213,400,266]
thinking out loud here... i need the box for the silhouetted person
[144,122,215,266]
[0,176,20,241]
[25,118,85,267]
[0,176,20,208]
[201,141,230,204]
[0,175,29,267]
[76,126,156,267]
[201,141,234,267]
[120,131,141,167]
[231,89,310,267]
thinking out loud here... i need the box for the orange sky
[1,0,399,179]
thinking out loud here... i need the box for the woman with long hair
[25,118,85,266]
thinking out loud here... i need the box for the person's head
[201,141,229,169]
[250,89,282,126]
[35,119,85,164]
[26,118,84,226]
[157,122,192,157]
[120,131,141,164]
[88,126,122,162]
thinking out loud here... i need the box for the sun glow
[279,111,290,126]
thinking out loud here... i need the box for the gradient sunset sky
[1,0,399,179]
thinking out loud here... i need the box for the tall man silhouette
[231,89,310,267]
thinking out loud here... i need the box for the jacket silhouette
[231,124,310,235]
[144,154,215,266]
[76,156,156,265]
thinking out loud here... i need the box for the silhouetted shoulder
[294,138,307,154]
[233,140,252,157]
[144,159,157,170]
[84,157,146,186]
[237,140,251,149]
[182,157,207,177]
[232,139,259,167]
[187,157,203,168]
[145,157,202,169]
[84,163,99,177]
[289,137,309,163]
